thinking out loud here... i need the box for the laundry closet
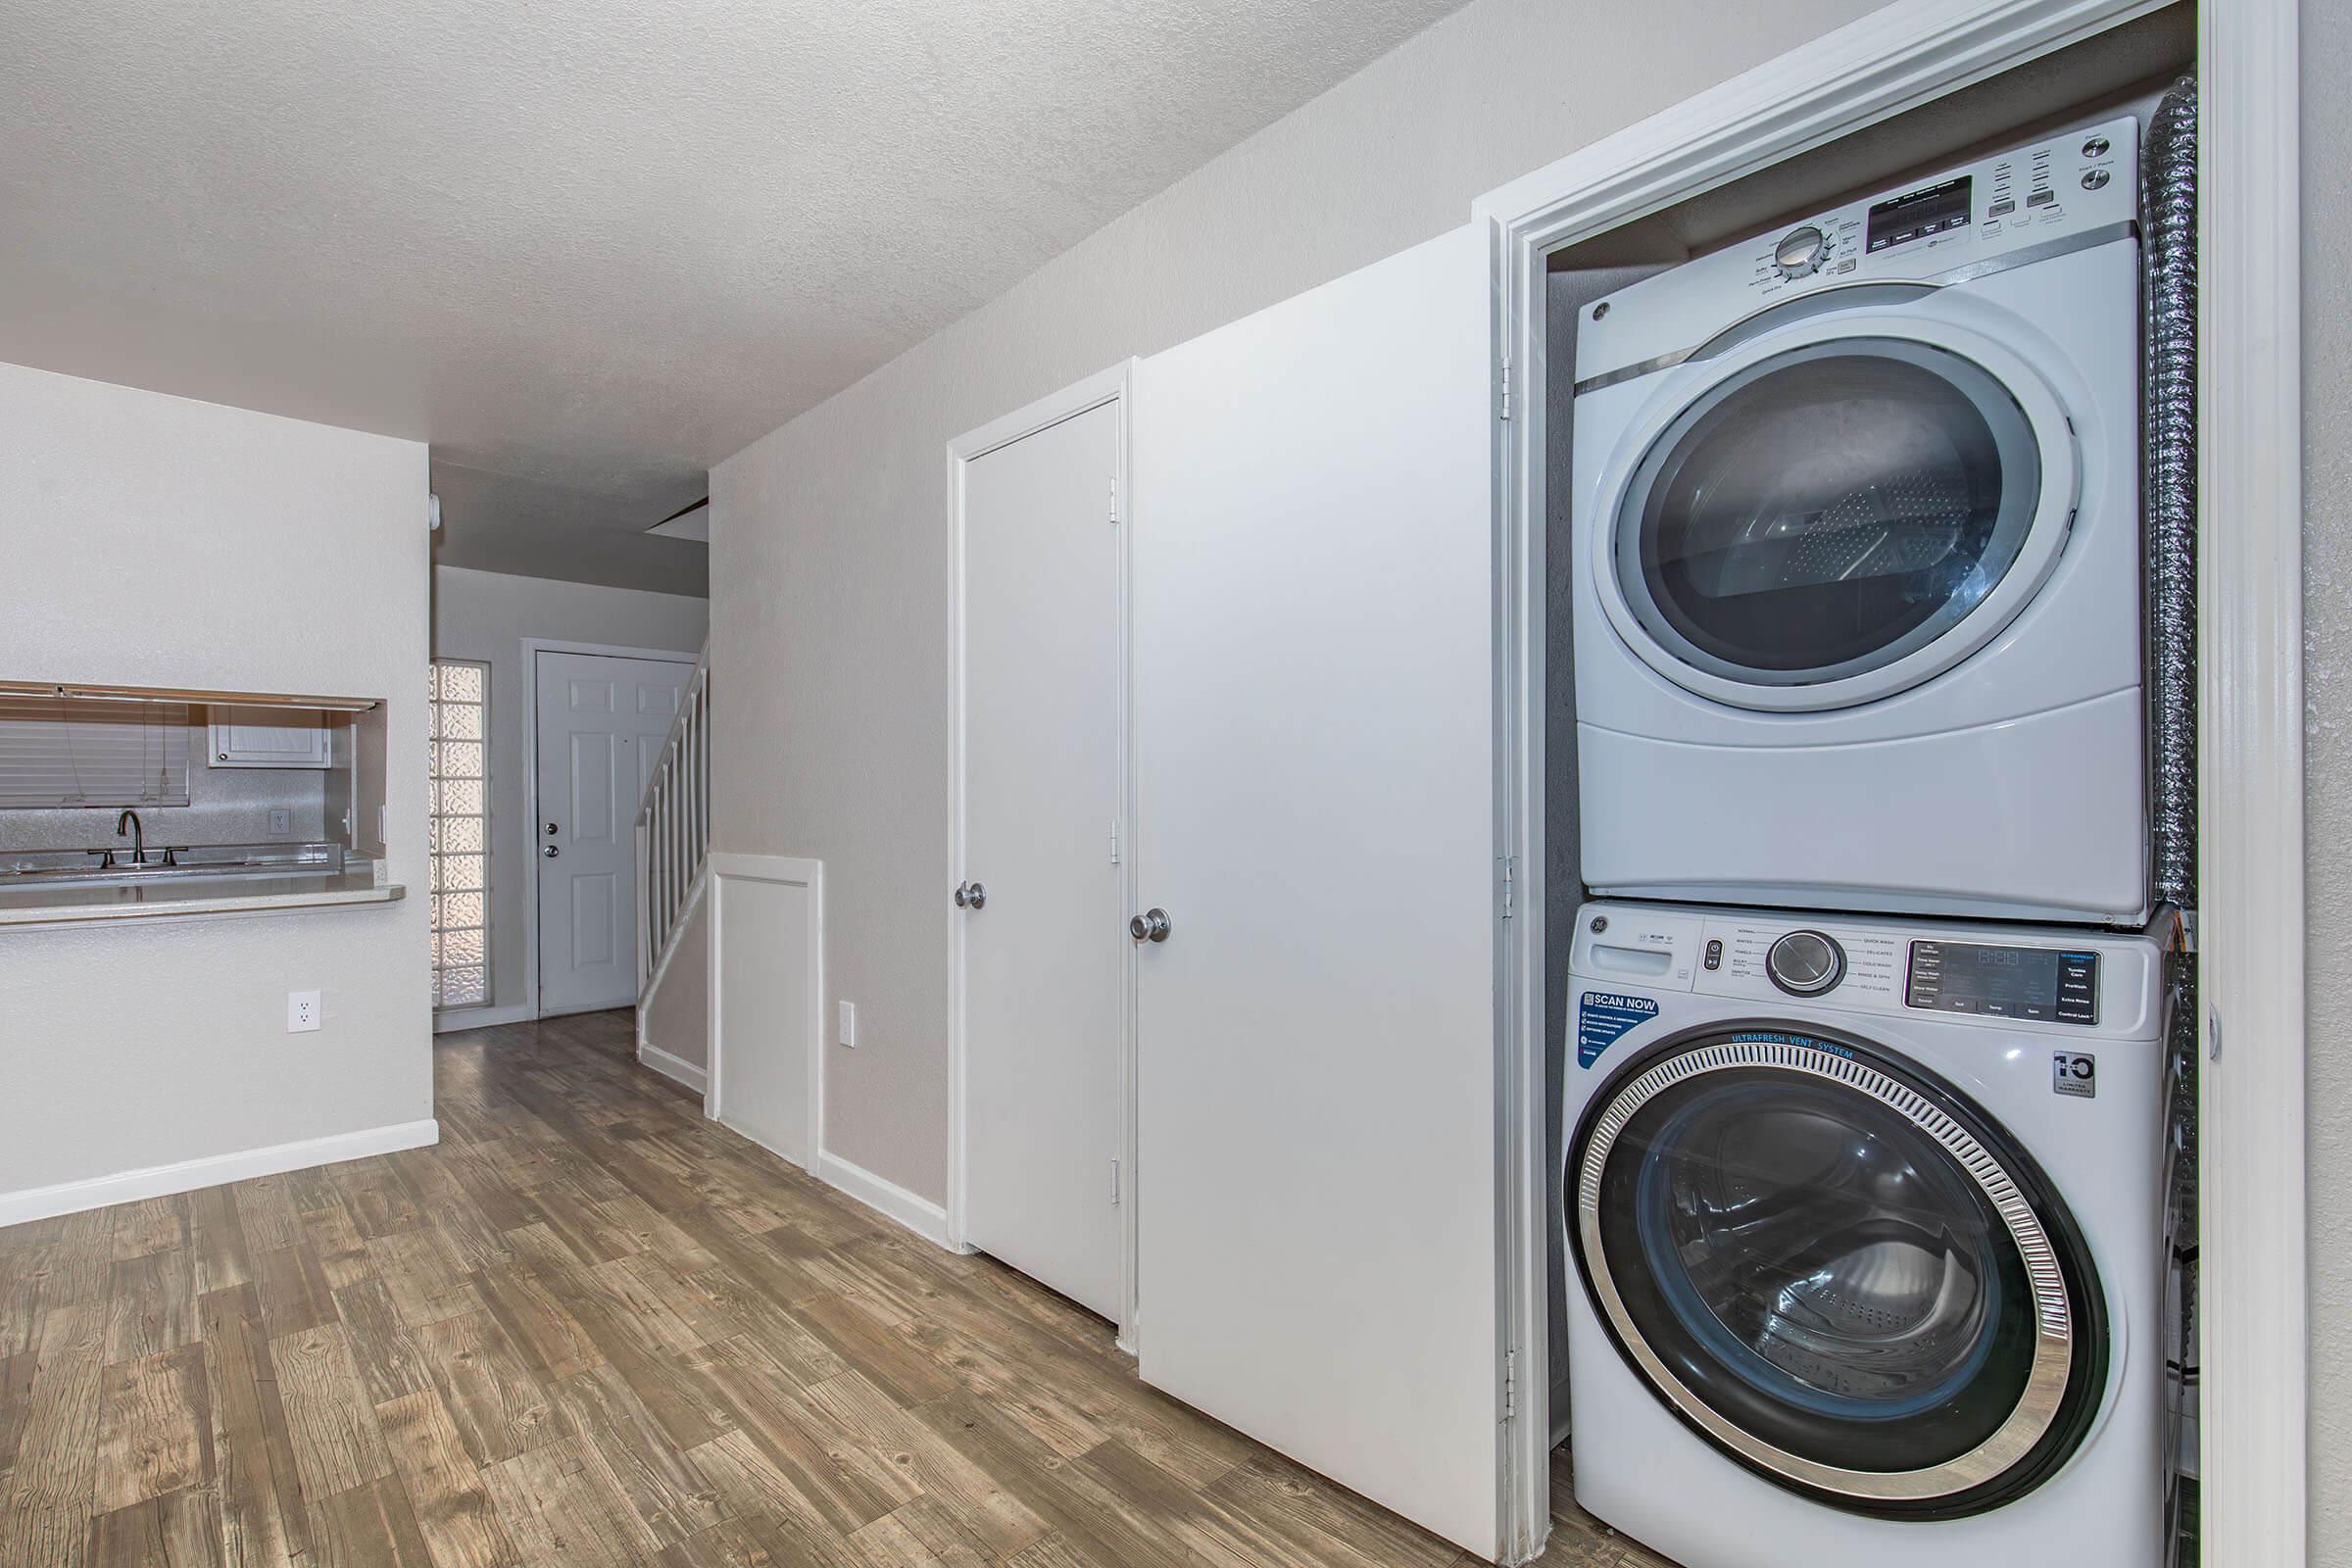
[944,6,2211,1566]
[1538,10,2199,1567]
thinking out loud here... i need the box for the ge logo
[2052,1052,2097,1099]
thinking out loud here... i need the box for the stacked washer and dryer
[1560,116,2168,1567]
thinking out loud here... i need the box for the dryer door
[1566,1023,2106,1519]
[1593,315,2081,712]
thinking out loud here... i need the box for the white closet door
[957,397,1126,1321]
[1131,223,1501,1558]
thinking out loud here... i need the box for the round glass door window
[1568,1029,2105,1518]
[1613,338,2045,694]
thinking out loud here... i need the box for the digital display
[1907,940,2097,1025]
[1867,176,1974,253]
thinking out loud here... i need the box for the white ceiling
[0,0,1473,595]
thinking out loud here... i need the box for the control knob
[1773,225,1828,279]
[1767,929,1846,996]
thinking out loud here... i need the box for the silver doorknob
[545,821,559,835]
[955,880,986,909]
[1129,908,1171,943]
[543,845,561,858]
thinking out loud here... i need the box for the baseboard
[815,1150,951,1250]
[0,1118,441,1228]
[433,1003,535,1034]
[636,1043,708,1096]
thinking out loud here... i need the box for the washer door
[1592,314,2081,712]
[1567,1025,2107,1519]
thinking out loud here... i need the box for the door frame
[1477,0,2303,1559]
[520,638,703,1021]
[944,360,1141,1350]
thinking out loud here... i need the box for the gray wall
[2303,3,2350,1548]
[0,360,431,1201]
[710,0,1881,1203]
[429,564,708,1018]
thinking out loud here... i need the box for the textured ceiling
[0,0,1473,593]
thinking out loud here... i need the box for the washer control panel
[1567,902,2159,1040]
[1906,939,2099,1025]
[1702,918,1903,1006]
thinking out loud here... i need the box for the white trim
[703,852,824,1168]
[2197,0,2306,1559]
[432,1002,534,1034]
[815,1151,952,1250]
[0,1118,440,1228]
[520,638,699,1022]
[944,361,1142,1345]
[1477,2,2177,1558]
[635,1043,709,1096]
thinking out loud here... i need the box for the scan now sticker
[1578,991,1659,1067]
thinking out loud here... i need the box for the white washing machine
[1560,900,2163,1568]
[1571,117,2146,925]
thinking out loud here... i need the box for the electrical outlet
[837,1001,857,1048]
[268,808,292,836]
[288,990,320,1033]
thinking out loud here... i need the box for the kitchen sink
[0,841,347,889]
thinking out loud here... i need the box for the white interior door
[536,650,693,1016]
[956,396,1125,1322]
[1131,224,1502,1558]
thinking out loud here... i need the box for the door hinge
[1498,856,1516,918]
[1110,1157,1121,1204]
[1108,818,1120,865]
[1108,476,1120,524]
[1498,357,1512,421]
[1502,1348,1517,1421]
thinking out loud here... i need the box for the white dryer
[1571,118,2146,924]
[1560,900,2163,1568]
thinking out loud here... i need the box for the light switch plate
[837,1001,857,1048]
[288,991,320,1033]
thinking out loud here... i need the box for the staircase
[634,642,711,1089]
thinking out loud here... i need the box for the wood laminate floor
[0,1008,1672,1568]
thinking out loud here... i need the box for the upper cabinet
[208,705,333,768]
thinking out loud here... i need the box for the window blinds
[0,698,193,808]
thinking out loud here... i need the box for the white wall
[429,564,708,1018]
[0,360,431,1205]
[640,889,710,1074]
[2302,6,2350,1546]
[709,0,1882,1203]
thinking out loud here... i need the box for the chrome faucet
[117,808,145,866]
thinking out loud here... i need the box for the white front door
[1130,224,1502,1558]
[536,650,694,1016]
[956,395,1125,1322]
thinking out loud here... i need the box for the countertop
[0,869,405,927]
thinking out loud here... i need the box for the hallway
[0,1010,1660,1567]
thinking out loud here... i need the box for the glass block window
[428,661,491,1009]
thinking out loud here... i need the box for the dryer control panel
[1568,901,2159,1040]
[1576,113,2141,388]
